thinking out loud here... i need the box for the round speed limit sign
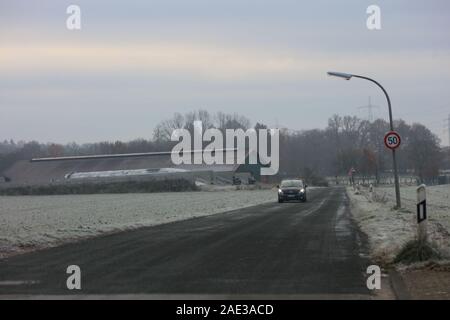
[384,131,401,150]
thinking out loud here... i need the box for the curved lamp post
[327,71,401,208]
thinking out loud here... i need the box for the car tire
[278,198,283,203]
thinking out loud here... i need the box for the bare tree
[405,123,442,183]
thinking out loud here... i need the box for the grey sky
[1,0,450,145]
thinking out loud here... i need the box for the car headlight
[300,188,305,193]
[278,189,283,194]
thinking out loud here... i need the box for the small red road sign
[348,167,356,176]
[384,131,401,150]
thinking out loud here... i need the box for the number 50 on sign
[384,131,401,150]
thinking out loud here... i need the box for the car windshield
[280,180,303,188]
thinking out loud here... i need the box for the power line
[358,96,380,122]
[444,114,450,146]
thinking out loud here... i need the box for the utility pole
[446,114,450,147]
[358,96,379,122]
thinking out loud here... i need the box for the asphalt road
[0,187,373,298]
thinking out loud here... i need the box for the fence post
[416,184,427,242]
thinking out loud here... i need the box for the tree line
[0,110,446,183]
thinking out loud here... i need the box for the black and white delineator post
[416,184,427,242]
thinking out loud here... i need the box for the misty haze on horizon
[1,0,450,145]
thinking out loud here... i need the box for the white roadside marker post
[416,184,427,243]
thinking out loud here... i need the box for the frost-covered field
[348,185,450,263]
[0,189,276,258]
[379,185,450,234]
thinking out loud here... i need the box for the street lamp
[327,71,401,209]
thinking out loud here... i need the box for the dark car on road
[277,179,307,203]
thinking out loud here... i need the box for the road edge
[388,270,412,300]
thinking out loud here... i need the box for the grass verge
[0,179,198,195]
[394,239,442,264]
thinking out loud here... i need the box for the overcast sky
[1,0,450,145]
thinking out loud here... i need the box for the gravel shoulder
[0,189,276,258]
[397,261,450,299]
